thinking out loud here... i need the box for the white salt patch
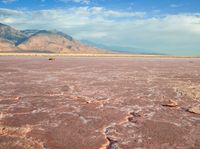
[120,105,142,113]
[80,116,89,124]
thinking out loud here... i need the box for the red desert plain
[0,56,200,149]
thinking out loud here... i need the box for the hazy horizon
[0,0,200,56]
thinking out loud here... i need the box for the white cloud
[89,7,146,17]
[0,8,23,15]
[0,7,200,55]
[1,0,16,4]
[59,0,90,4]
[170,4,181,8]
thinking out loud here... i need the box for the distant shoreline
[0,53,200,58]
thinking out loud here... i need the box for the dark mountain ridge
[0,23,27,45]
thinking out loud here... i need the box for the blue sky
[1,0,200,12]
[0,0,200,55]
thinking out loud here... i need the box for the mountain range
[0,23,104,54]
[81,40,162,55]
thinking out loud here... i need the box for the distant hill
[0,23,105,54]
[81,40,160,55]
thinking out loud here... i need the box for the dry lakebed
[0,56,200,149]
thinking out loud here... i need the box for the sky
[0,0,200,56]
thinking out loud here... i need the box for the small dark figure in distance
[49,57,55,61]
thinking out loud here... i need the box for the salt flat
[0,56,200,149]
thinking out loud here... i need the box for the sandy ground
[0,56,200,149]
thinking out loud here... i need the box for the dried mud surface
[0,56,200,149]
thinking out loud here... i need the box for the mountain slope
[0,39,19,52]
[18,30,103,53]
[0,23,27,44]
[21,30,40,37]
[0,23,105,54]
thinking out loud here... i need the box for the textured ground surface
[0,56,200,149]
